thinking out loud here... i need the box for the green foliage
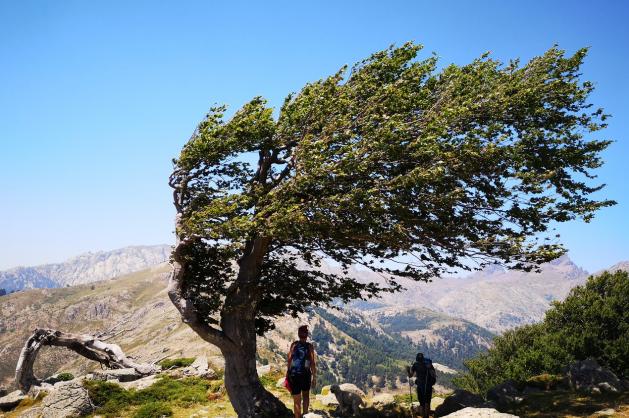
[84,376,212,417]
[158,357,195,369]
[55,372,74,381]
[133,401,173,418]
[455,270,629,394]
[171,41,612,335]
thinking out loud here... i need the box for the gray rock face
[564,358,624,394]
[91,367,141,382]
[487,380,524,408]
[183,356,216,379]
[0,390,27,412]
[42,381,93,418]
[435,390,485,417]
[441,407,518,417]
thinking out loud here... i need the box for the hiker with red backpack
[286,325,317,418]
[406,352,437,418]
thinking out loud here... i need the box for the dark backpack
[414,358,436,386]
[290,341,311,374]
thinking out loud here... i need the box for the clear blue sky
[0,0,627,271]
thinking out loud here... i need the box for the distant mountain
[0,263,491,392]
[597,261,629,274]
[0,245,171,292]
[323,255,593,333]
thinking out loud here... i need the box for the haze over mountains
[0,245,626,391]
[0,245,171,293]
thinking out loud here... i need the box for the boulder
[434,390,484,417]
[256,364,271,376]
[183,356,216,379]
[315,393,339,406]
[41,381,93,417]
[594,408,616,416]
[371,393,395,407]
[339,383,365,397]
[17,406,44,417]
[91,367,141,382]
[304,413,330,418]
[441,407,518,417]
[431,396,445,410]
[0,390,27,412]
[487,380,523,408]
[119,374,160,390]
[564,358,624,394]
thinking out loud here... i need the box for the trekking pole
[408,379,413,418]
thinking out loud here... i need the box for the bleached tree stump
[15,328,160,392]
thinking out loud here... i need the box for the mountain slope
[0,264,492,392]
[0,245,171,292]
[327,255,590,333]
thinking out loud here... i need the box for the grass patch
[84,376,213,417]
[56,372,75,381]
[259,370,284,389]
[133,401,173,418]
[158,358,195,369]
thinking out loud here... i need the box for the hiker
[406,352,436,418]
[287,325,317,418]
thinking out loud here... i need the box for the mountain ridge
[0,245,171,292]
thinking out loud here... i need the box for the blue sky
[0,0,627,271]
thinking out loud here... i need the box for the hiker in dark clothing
[407,352,436,418]
[287,325,317,418]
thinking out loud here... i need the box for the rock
[256,364,271,376]
[371,393,395,407]
[18,406,44,417]
[339,383,365,397]
[41,381,93,417]
[0,390,27,412]
[434,390,484,417]
[564,358,624,394]
[304,413,329,418]
[431,396,445,410]
[183,356,216,379]
[119,374,159,390]
[594,408,616,416]
[315,393,339,406]
[487,380,523,408]
[91,368,141,382]
[441,407,518,417]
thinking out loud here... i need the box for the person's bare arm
[309,343,317,386]
[287,342,295,374]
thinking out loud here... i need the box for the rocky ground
[0,356,627,417]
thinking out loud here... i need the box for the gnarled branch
[15,328,159,393]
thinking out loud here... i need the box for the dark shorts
[416,384,433,406]
[289,371,311,395]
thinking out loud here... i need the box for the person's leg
[293,393,302,418]
[302,390,310,415]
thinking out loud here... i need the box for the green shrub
[207,379,224,394]
[526,373,564,390]
[133,401,173,418]
[158,357,195,369]
[455,270,629,395]
[56,372,74,381]
[84,376,212,416]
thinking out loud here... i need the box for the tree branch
[15,328,159,393]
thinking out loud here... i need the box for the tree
[454,270,628,395]
[168,42,612,417]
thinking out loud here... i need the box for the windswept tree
[168,43,612,417]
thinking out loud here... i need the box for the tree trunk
[15,328,159,393]
[221,314,291,418]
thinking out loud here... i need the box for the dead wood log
[15,328,160,392]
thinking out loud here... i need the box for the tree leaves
[170,42,613,334]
